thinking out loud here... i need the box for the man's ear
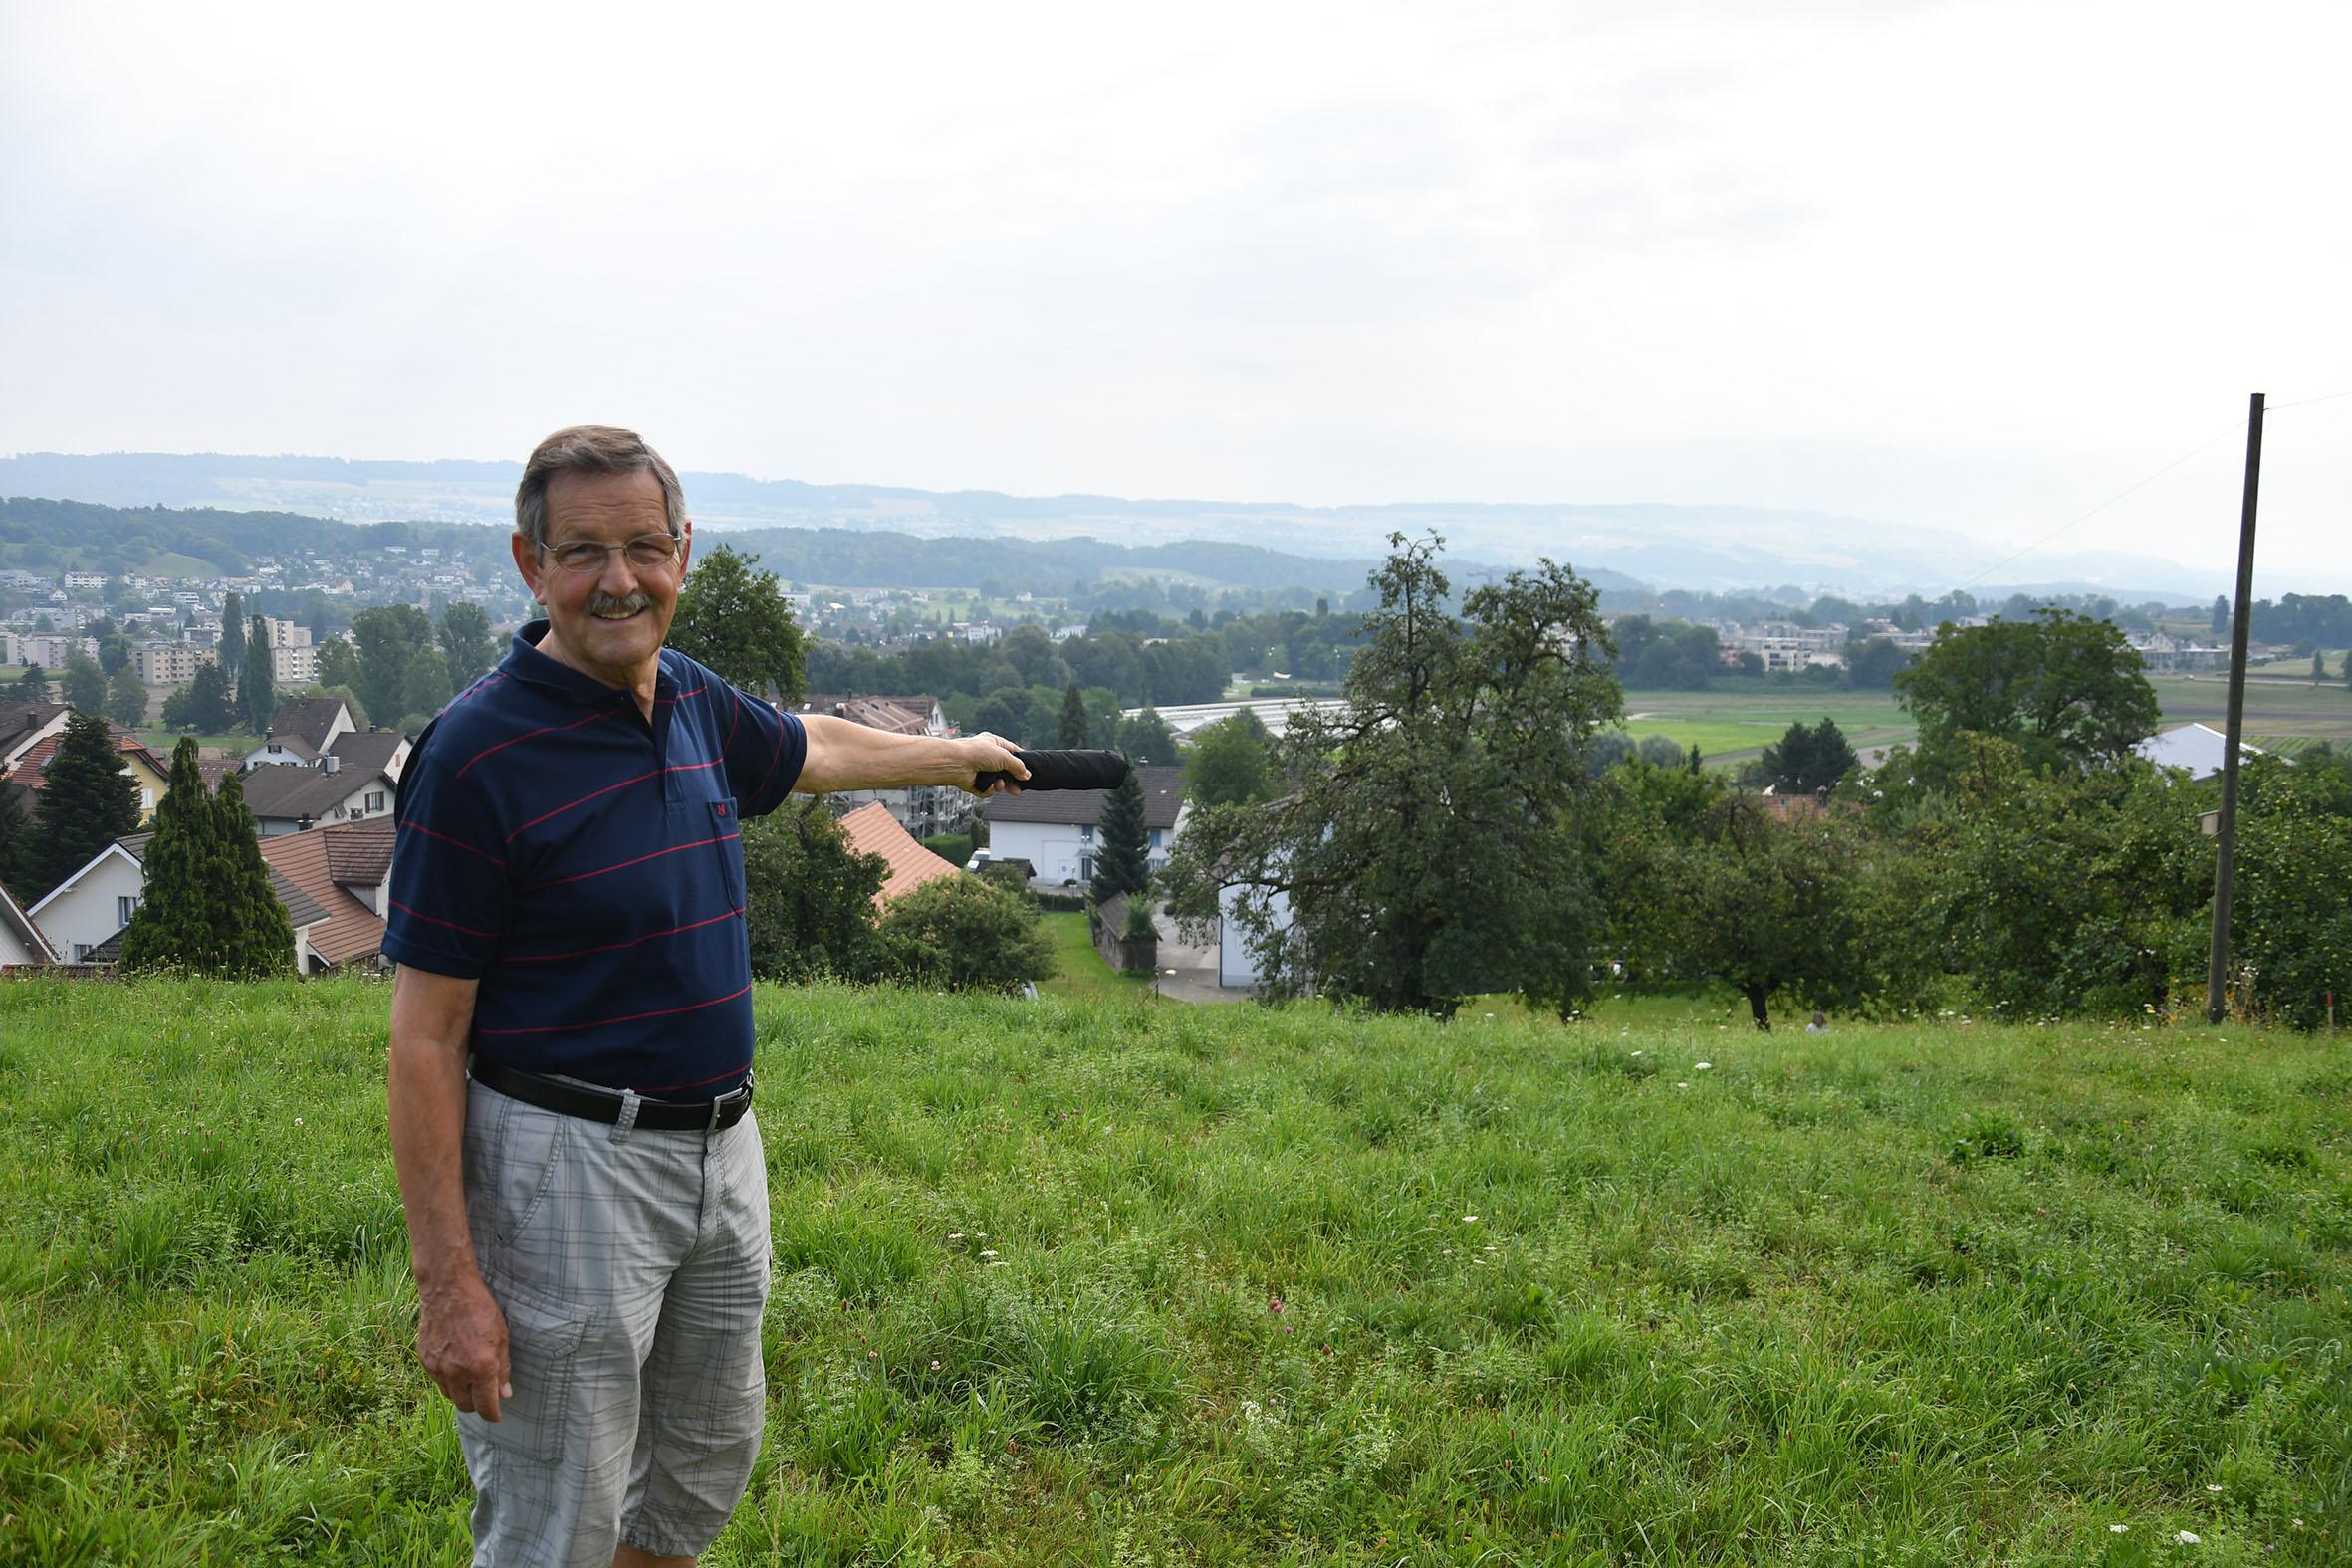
[511,531,546,606]
[676,516,693,575]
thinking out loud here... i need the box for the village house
[789,694,967,839]
[834,801,965,909]
[978,766,1185,886]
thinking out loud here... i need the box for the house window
[118,895,139,926]
[72,943,89,962]
[141,789,155,811]
[1079,825,1094,842]
[366,790,386,812]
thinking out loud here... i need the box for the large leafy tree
[161,662,236,733]
[399,646,452,726]
[2226,758,2352,1031]
[1182,710,1273,808]
[436,601,497,691]
[28,711,142,902]
[240,615,275,735]
[1893,608,2158,774]
[351,605,435,731]
[1760,718,1859,796]
[1117,708,1179,766]
[62,651,107,714]
[666,545,805,700]
[105,665,148,730]
[740,799,887,983]
[1169,533,1620,1017]
[316,636,362,694]
[1089,770,1150,903]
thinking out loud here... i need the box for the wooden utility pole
[2206,392,2265,1024]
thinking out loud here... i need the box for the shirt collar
[501,620,677,708]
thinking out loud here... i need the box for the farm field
[2,977,2346,1563]
[2149,674,2352,753]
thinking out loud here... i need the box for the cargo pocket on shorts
[468,1276,591,1466]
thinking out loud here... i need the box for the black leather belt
[470,1055,754,1132]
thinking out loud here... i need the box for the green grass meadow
[2,978,2348,1564]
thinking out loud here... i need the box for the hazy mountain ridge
[0,451,2224,599]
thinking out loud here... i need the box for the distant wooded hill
[0,495,1611,599]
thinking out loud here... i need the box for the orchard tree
[1168,533,1620,1017]
[740,798,887,983]
[666,545,805,700]
[437,601,497,691]
[1894,608,2158,775]
[876,875,1053,994]
[28,711,141,902]
[1089,770,1150,904]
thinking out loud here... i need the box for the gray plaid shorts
[457,1080,772,1567]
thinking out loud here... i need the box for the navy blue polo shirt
[383,623,806,1099]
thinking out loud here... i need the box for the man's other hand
[418,1273,512,1422]
[962,732,1028,795]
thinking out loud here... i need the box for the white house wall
[29,852,144,962]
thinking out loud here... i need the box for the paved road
[1146,906,1257,1005]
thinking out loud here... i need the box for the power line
[1947,415,2249,596]
[2264,387,2352,413]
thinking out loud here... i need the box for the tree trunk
[1744,982,1771,1031]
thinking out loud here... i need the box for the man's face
[512,466,692,692]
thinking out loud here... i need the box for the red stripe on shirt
[503,907,744,962]
[751,719,790,799]
[457,708,611,778]
[400,821,507,867]
[522,831,740,890]
[473,982,754,1036]
[388,898,503,938]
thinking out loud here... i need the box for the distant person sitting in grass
[1806,1010,1828,1033]
[383,425,1027,1568]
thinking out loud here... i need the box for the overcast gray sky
[3,0,2346,585]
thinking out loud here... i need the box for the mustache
[587,590,654,616]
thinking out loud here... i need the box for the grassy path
[0,979,2346,1562]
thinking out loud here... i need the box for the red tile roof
[836,802,964,909]
[257,825,386,967]
[3,725,166,792]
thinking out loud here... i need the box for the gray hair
[514,425,687,550]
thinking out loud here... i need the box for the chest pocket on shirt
[710,796,746,912]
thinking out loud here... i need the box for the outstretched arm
[793,716,1028,795]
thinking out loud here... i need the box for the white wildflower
[2111,1524,2129,1534]
[2175,1530,2200,1545]
[1694,1061,1712,1071]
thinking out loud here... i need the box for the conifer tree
[1058,681,1090,747]
[219,592,245,685]
[0,784,29,902]
[1090,769,1151,903]
[119,740,226,974]
[241,615,276,734]
[28,711,141,902]
[15,664,51,703]
[211,770,295,976]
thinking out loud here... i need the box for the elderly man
[384,425,1024,1567]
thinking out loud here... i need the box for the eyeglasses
[538,533,682,575]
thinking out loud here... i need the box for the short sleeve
[382,749,512,978]
[720,684,806,819]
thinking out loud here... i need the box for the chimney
[322,753,339,774]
